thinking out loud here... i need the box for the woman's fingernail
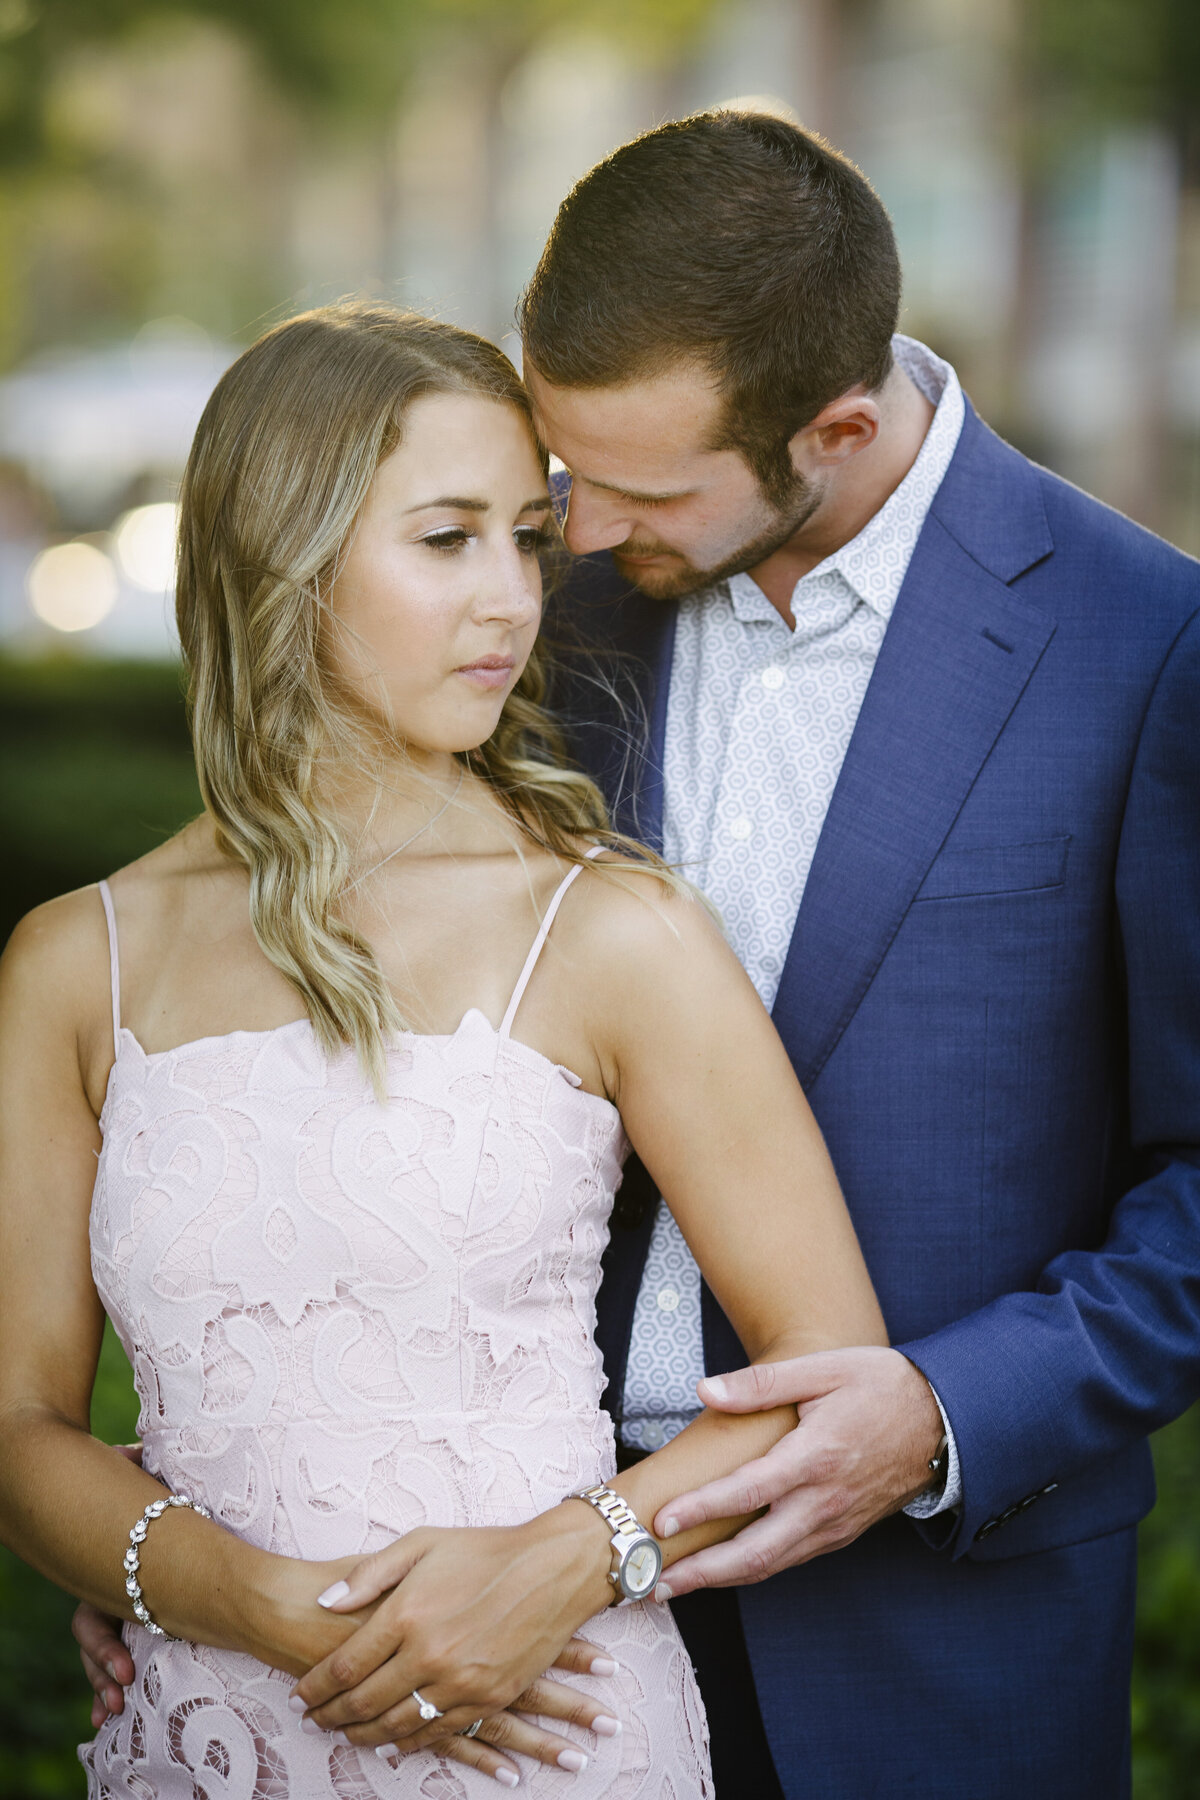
[300,1716,323,1736]
[287,1695,307,1715]
[317,1580,351,1608]
[588,1655,619,1676]
[375,1743,398,1761]
[103,1658,120,1681]
[661,1516,680,1538]
[331,1731,351,1748]
[494,1771,520,1789]
[558,1749,588,1772]
[592,1715,622,1737]
[701,1375,728,1402]
[654,1581,673,1602]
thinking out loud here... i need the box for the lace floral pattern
[82,1007,712,1797]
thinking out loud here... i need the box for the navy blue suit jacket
[550,401,1200,1584]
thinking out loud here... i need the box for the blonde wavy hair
[176,301,663,1088]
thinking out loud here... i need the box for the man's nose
[561,485,632,556]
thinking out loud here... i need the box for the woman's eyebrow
[404,494,490,514]
[403,495,553,515]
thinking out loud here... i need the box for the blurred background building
[1,2,1199,1795]
[0,0,1196,658]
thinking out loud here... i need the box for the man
[516,110,1200,1798]
[77,111,1200,1798]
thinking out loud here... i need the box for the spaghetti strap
[499,845,606,1039]
[97,880,122,1054]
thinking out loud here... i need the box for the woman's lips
[455,656,515,691]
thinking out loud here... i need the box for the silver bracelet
[123,1492,211,1638]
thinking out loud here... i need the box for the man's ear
[788,390,881,476]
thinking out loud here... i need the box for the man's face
[525,361,820,600]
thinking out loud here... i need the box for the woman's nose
[479,545,541,625]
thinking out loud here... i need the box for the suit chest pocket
[914,835,1072,902]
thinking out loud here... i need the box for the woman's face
[326,391,549,756]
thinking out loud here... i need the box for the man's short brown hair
[518,110,902,504]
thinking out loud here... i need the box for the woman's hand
[380,1640,624,1786]
[74,1593,621,1789]
[290,1509,614,1746]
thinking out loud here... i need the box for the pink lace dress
[81,854,711,1799]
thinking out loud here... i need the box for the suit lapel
[551,542,677,853]
[771,415,1057,1089]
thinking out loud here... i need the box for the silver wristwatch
[568,1482,663,1602]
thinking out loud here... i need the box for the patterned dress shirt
[619,335,964,1517]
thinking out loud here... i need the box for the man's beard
[609,475,822,602]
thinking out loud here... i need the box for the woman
[0,304,887,1796]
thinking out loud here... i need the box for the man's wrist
[901,1374,963,1518]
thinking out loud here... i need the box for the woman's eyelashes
[417,521,553,557]
[514,522,554,555]
[419,527,472,553]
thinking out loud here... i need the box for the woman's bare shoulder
[565,848,729,982]
[103,816,228,915]
[0,818,222,1021]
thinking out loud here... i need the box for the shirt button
[657,1286,681,1312]
[761,665,785,690]
[729,816,752,842]
[643,1421,665,1449]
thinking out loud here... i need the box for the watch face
[622,1539,663,1597]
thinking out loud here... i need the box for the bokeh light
[114,502,179,592]
[26,541,119,633]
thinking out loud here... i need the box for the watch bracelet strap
[568,1483,656,1601]
[570,1482,649,1540]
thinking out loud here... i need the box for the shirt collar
[723,335,965,629]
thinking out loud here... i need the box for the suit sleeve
[896,606,1200,1557]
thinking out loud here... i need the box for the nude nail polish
[654,1581,674,1602]
[558,1750,588,1772]
[331,1731,351,1748]
[287,1695,307,1715]
[317,1579,350,1607]
[494,1771,520,1789]
[374,1743,398,1760]
[588,1655,619,1676]
[592,1715,622,1737]
[660,1516,680,1538]
[300,1716,322,1736]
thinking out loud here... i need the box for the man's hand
[650,1348,945,1597]
[74,1600,133,1728]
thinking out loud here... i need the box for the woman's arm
[596,871,888,1544]
[0,896,367,1671]
[293,871,887,1743]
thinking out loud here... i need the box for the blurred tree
[1021,0,1200,172]
[0,655,199,940]
[1132,1407,1200,1798]
[0,0,722,361]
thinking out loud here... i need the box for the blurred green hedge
[0,654,1197,1796]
